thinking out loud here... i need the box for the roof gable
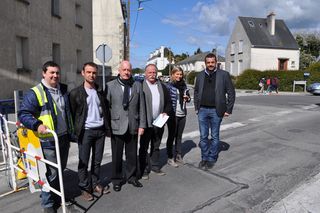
[176,52,225,65]
[238,16,299,50]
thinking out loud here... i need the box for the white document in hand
[152,114,169,128]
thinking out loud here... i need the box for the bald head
[118,60,132,80]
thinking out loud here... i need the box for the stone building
[93,0,126,77]
[0,0,93,98]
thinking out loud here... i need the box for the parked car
[307,82,320,95]
[133,74,145,82]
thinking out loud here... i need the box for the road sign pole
[102,44,106,91]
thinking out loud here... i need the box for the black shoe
[207,161,215,169]
[113,184,122,192]
[198,160,207,170]
[128,180,143,187]
[43,207,57,213]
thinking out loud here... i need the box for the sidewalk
[267,173,320,213]
[235,89,308,96]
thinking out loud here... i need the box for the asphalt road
[1,92,320,213]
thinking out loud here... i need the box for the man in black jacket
[194,53,235,170]
[69,62,111,201]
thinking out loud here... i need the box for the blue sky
[129,0,320,68]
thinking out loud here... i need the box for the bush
[186,71,197,85]
[307,62,320,72]
[235,66,320,92]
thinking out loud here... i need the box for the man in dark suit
[194,53,235,170]
[106,60,146,192]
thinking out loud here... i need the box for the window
[76,49,82,73]
[51,0,60,18]
[16,0,30,5]
[16,36,29,71]
[248,21,255,27]
[238,40,243,53]
[230,61,234,75]
[291,61,295,68]
[231,42,235,55]
[238,60,243,75]
[75,3,82,28]
[52,43,61,65]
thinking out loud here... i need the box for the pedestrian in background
[194,53,235,170]
[106,60,146,192]
[139,64,172,180]
[166,67,191,165]
[69,62,111,202]
[258,77,266,94]
[18,61,74,213]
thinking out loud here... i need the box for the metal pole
[102,44,106,91]
[127,0,130,60]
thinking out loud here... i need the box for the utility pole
[126,0,130,60]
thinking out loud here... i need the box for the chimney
[267,12,275,35]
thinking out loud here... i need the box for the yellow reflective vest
[31,83,57,137]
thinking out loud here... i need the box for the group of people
[258,77,279,94]
[18,53,235,213]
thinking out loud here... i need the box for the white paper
[152,114,169,128]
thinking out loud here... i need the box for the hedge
[235,63,320,91]
[184,62,320,91]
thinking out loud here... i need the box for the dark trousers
[78,128,105,191]
[166,115,187,158]
[41,134,70,208]
[111,130,138,185]
[139,126,164,174]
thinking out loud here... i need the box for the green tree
[132,68,144,74]
[164,47,174,63]
[194,47,202,55]
[295,33,320,69]
[174,52,189,63]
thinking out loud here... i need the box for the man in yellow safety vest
[18,61,74,213]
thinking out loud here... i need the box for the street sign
[96,44,112,63]
[95,44,112,90]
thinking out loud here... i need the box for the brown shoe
[94,184,111,195]
[81,191,93,201]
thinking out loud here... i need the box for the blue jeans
[198,107,222,162]
[41,135,70,208]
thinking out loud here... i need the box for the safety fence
[0,114,66,213]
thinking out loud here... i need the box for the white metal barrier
[0,117,7,168]
[0,114,66,213]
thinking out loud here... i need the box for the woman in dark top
[166,67,191,166]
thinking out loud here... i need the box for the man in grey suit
[106,60,146,192]
[194,53,235,170]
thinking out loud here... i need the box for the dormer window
[248,21,255,27]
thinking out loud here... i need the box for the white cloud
[164,0,320,35]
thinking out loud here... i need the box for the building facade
[0,0,93,98]
[92,0,126,76]
[225,13,300,76]
[146,46,170,70]
[176,52,225,72]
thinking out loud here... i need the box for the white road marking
[301,104,318,110]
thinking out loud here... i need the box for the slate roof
[176,52,225,65]
[238,16,299,50]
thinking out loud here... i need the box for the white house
[146,46,170,70]
[225,13,300,76]
[176,52,225,72]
